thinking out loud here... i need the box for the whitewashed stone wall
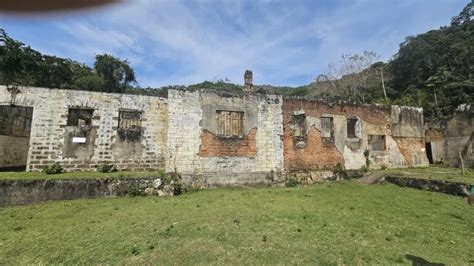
[256,94,284,172]
[0,86,167,171]
[166,89,283,181]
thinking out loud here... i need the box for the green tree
[0,29,42,86]
[451,0,473,26]
[37,55,74,88]
[0,29,138,93]
[94,54,136,93]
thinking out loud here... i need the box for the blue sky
[0,0,467,88]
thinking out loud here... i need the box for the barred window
[368,135,386,151]
[118,110,142,141]
[119,111,141,129]
[216,110,244,137]
[67,108,93,127]
[321,116,334,145]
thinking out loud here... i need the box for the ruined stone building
[425,104,473,167]
[0,74,432,185]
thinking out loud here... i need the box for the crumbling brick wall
[283,126,344,171]
[282,98,427,171]
[200,128,257,157]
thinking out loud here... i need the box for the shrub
[359,165,368,173]
[285,176,299,187]
[363,149,371,168]
[334,162,345,173]
[381,164,388,170]
[162,172,183,195]
[96,162,117,173]
[42,163,64,175]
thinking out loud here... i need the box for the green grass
[1,182,473,264]
[0,170,163,180]
[379,165,474,183]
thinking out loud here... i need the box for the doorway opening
[425,142,433,164]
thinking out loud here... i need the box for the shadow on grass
[405,254,445,266]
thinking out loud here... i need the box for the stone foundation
[384,175,471,197]
[0,177,176,206]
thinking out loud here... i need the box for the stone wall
[166,89,283,184]
[426,105,473,167]
[384,175,471,197]
[0,86,168,171]
[282,98,428,171]
[0,85,432,186]
[0,177,171,206]
[390,106,429,167]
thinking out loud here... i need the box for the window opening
[216,110,244,137]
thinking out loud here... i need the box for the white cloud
[0,0,467,87]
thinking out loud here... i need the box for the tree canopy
[388,14,473,119]
[0,29,135,93]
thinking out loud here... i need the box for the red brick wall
[282,99,390,126]
[199,128,257,157]
[283,98,391,171]
[283,127,344,171]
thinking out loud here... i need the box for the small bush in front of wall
[162,172,183,195]
[334,163,345,173]
[359,165,368,173]
[363,149,371,168]
[42,163,64,175]
[333,162,349,180]
[96,163,117,173]
[380,164,388,170]
[285,176,300,187]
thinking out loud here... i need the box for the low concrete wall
[0,177,165,207]
[181,172,281,189]
[385,175,471,197]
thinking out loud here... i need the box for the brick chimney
[244,70,253,93]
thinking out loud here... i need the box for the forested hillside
[0,1,472,120]
[307,1,473,120]
[388,5,473,119]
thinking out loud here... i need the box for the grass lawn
[0,170,162,181]
[379,165,474,183]
[1,182,473,264]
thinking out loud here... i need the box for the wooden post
[459,152,465,176]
